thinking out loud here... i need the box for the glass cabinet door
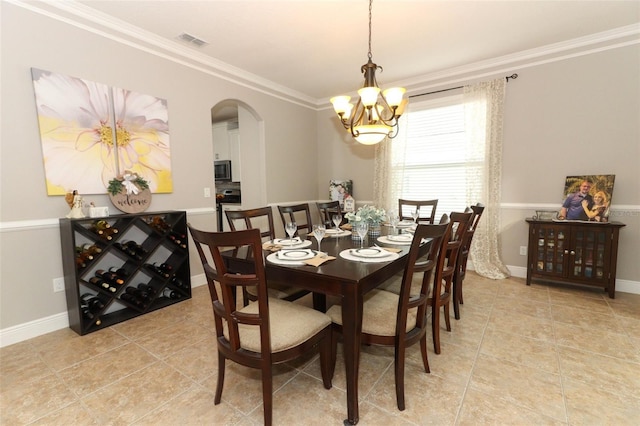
[535,225,566,276]
[570,228,608,282]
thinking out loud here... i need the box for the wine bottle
[95,269,124,285]
[109,266,129,279]
[120,293,143,307]
[168,232,187,249]
[170,276,187,290]
[158,263,173,277]
[80,293,105,312]
[125,286,149,300]
[162,288,181,300]
[83,243,103,255]
[138,283,156,296]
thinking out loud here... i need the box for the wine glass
[332,213,342,231]
[389,214,399,235]
[312,224,326,253]
[354,222,368,249]
[411,208,419,224]
[285,221,297,242]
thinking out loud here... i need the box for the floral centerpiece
[345,205,386,225]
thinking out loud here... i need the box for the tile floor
[2,272,640,425]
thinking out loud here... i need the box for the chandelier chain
[367,0,373,60]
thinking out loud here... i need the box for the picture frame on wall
[329,179,353,208]
[559,175,615,222]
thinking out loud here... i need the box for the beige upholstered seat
[326,218,450,411]
[188,225,332,426]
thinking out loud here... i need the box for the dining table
[222,229,420,425]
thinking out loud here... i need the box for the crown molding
[7,1,640,110]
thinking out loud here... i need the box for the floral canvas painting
[559,175,614,222]
[31,68,172,195]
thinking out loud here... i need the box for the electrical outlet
[204,187,211,198]
[519,246,527,256]
[53,277,65,293]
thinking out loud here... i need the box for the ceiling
[56,1,639,104]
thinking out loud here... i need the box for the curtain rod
[409,73,518,99]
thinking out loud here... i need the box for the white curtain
[463,78,510,279]
[374,78,510,279]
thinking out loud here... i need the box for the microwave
[214,160,232,181]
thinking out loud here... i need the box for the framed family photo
[559,175,615,222]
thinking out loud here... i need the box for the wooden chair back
[398,199,438,224]
[316,201,342,226]
[225,207,276,242]
[277,203,314,235]
[453,203,485,319]
[187,224,332,425]
[429,210,472,354]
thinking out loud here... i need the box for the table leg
[341,287,363,425]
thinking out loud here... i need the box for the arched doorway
[211,100,266,229]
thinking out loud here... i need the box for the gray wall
[1,2,638,342]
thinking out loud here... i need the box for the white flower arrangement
[344,205,387,225]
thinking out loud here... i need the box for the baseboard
[1,270,636,348]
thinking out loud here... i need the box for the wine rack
[525,219,625,298]
[60,211,191,335]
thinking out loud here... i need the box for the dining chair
[277,203,314,235]
[453,203,485,320]
[225,207,309,305]
[430,210,472,354]
[187,225,332,426]
[326,218,451,411]
[398,199,439,224]
[316,200,342,227]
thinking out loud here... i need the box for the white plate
[325,228,341,234]
[388,234,413,242]
[277,249,315,260]
[398,220,415,227]
[350,248,390,258]
[273,237,302,246]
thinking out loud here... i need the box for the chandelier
[330,0,406,145]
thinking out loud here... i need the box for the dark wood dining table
[223,232,413,425]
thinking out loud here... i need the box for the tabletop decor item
[345,205,386,238]
[107,171,151,213]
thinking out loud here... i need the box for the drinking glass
[285,221,297,242]
[389,214,399,235]
[313,224,326,253]
[355,222,368,249]
[411,209,419,224]
[332,213,342,231]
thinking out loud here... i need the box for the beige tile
[406,341,476,384]
[33,327,129,372]
[493,295,553,319]
[163,332,219,382]
[200,359,299,415]
[553,321,640,362]
[497,281,551,303]
[368,361,467,425]
[135,321,213,359]
[81,362,193,425]
[458,387,567,425]
[469,353,565,421]
[0,340,54,387]
[246,372,345,425]
[609,298,640,320]
[133,384,245,425]
[0,373,78,425]
[487,308,555,342]
[480,328,560,374]
[57,342,157,395]
[550,304,626,334]
[557,346,640,400]
[28,401,99,425]
[563,377,640,425]
[549,290,612,314]
[111,306,180,340]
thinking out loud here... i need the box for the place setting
[266,223,335,266]
[325,213,351,237]
[377,233,414,245]
[339,245,400,263]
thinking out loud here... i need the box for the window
[391,94,484,215]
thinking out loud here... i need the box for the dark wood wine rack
[60,211,191,335]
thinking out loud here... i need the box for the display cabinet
[525,219,625,298]
[60,211,190,335]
